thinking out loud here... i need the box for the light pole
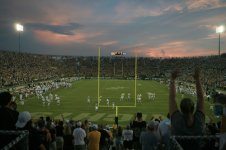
[216,25,224,56]
[216,25,224,87]
[15,23,24,52]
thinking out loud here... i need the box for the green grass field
[17,79,216,126]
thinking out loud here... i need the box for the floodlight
[15,23,24,52]
[16,23,24,32]
[216,25,224,56]
[216,25,224,33]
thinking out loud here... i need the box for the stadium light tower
[15,23,24,52]
[216,25,224,56]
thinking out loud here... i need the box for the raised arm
[169,70,179,116]
[194,68,204,113]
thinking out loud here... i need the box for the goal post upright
[98,47,100,106]
[121,60,124,76]
[116,106,118,116]
[135,53,137,107]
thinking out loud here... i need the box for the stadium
[1,50,226,149]
[0,1,226,150]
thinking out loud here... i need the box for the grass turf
[17,79,216,126]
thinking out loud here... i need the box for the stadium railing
[0,130,29,150]
[169,135,219,150]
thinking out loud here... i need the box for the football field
[17,79,215,126]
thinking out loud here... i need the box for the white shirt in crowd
[73,127,86,145]
[122,128,133,141]
[158,118,171,136]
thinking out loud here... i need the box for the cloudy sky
[0,0,226,57]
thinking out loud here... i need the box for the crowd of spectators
[1,50,226,90]
[0,51,75,87]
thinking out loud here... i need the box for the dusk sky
[0,0,226,57]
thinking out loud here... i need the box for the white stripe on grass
[88,113,106,122]
[54,113,72,120]
[72,113,90,120]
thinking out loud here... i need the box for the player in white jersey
[137,94,142,103]
[12,96,16,102]
[87,96,91,104]
[120,93,125,101]
[19,93,23,101]
[25,92,28,99]
[140,94,142,102]
[112,102,115,109]
[137,94,140,103]
[210,105,214,111]
[46,96,50,107]
[55,94,58,101]
[57,99,61,105]
[148,92,155,101]
[41,95,45,106]
[99,96,102,102]
[206,94,211,101]
[37,93,40,99]
[148,92,151,100]
[55,96,61,105]
[35,85,41,97]
[95,103,98,112]
[49,93,53,101]
[151,93,155,100]
[19,93,25,106]
[127,93,131,101]
[106,98,110,107]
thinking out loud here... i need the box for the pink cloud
[115,2,184,21]
[41,2,95,24]
[204,33,226,39]
[34,30,102,45]
[199,24,216,30]
[34,30,84,44]
[186,0,226,11]
[130,41,216,58]
[114,2,164,23]
[162,4,183,12]
[97,41,118,46]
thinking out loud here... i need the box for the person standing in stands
[0,91,19,130]
[122,125,133,150]
[73,121,86,150]
[63,122,74,150]
[140,121,160,150]
[213,93,226,150]
[158,113,171,150]
[15,111,46,150]
[131,112,146,150]
[99,124,111,150]
[169,68,205,135]
[55,120,64,150]
[0,91,19,149]
[87,124,101,150]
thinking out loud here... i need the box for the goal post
[97,48,138,120]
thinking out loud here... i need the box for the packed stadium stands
[1,50,226,89]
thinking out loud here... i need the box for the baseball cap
[16,111,31,128]
[92,124,98,130]
[76,121,82,127]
